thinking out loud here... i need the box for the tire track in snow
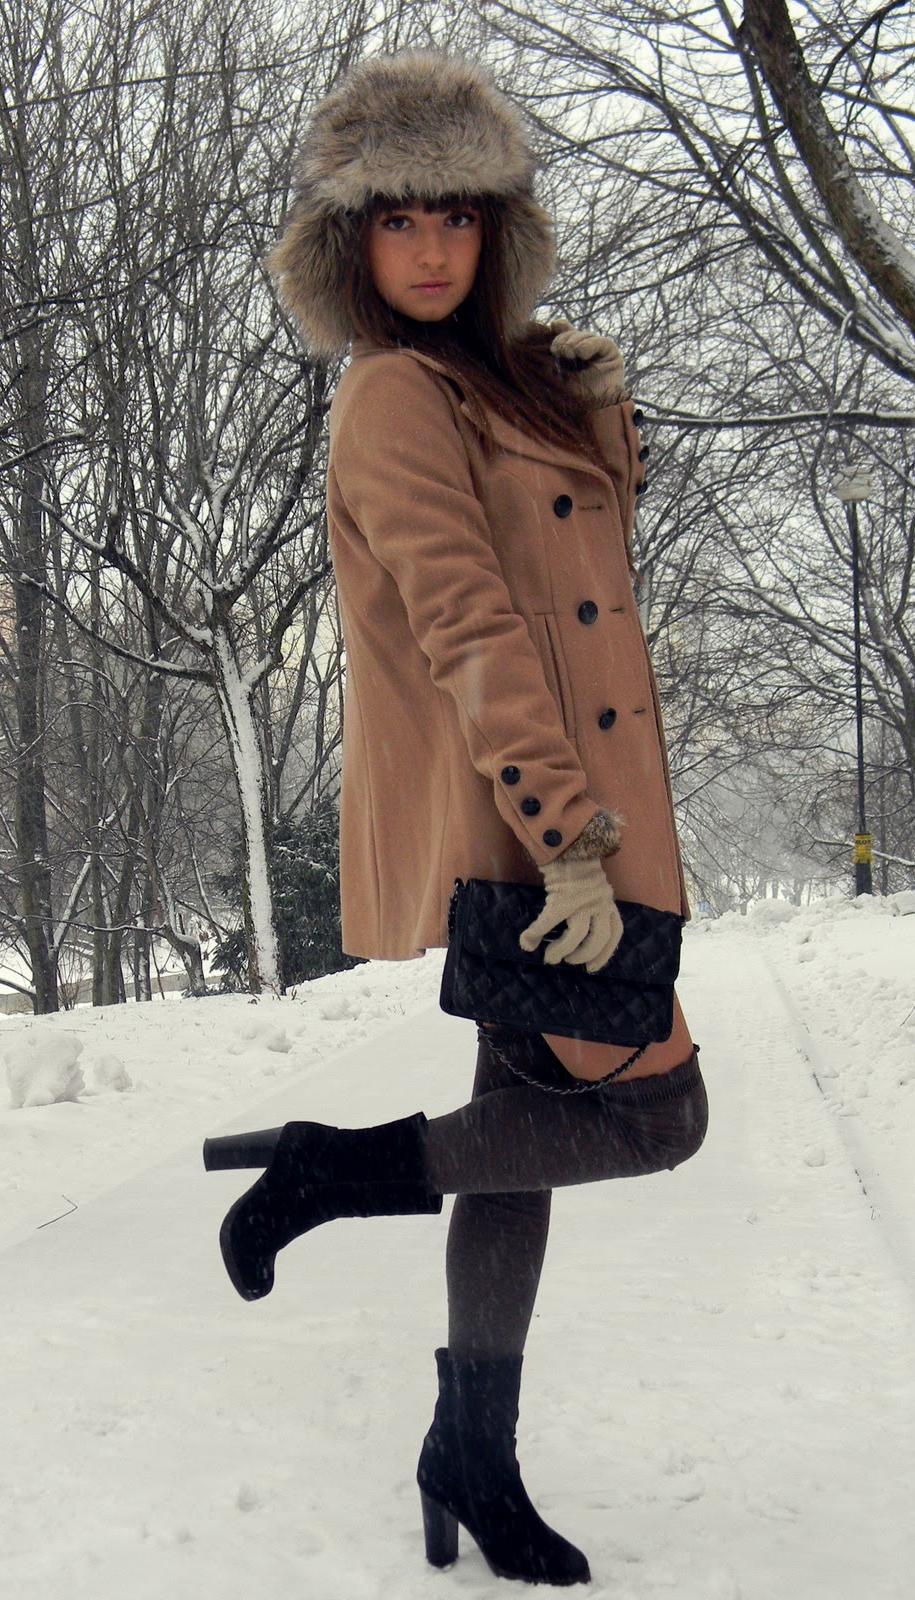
[756,944,915,1306]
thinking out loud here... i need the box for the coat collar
[348,335,612,486]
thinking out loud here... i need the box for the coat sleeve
[329,353,602,869]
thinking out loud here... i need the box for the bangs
[366,190,484,217]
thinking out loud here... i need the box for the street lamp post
[831,465,875,896]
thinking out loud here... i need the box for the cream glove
[519,857,624,975]
[549,317,629,407]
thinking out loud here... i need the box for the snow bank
[4,1030,85,1109]
[90,1053,133,1093]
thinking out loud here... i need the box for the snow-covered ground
[2,893,914,1599]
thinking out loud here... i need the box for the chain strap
[480,1026,647,1095]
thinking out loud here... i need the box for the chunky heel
[202,1128,283,1171]
[420,1489,459,1567]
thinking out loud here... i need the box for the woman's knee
[664,1080,709,1170]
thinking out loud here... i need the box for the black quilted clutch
[439,877,684,1045]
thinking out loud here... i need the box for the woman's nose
[415,228,447,266]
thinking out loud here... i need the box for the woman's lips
[412,282,451,294]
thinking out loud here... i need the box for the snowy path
[2,917,914,1599]
[759,945,915,1297]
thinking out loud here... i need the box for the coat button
[598,707,617,729]
[577,600,599,624]
[633,408,644,424]
[501,765,521,785]
[638,444,650,461]
[553,494,573,518]
[543,828,562,847]
[635,478,648,495]
[521,796,542,816]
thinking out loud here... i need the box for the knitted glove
[549,318,629,407]
[519,857,624,974]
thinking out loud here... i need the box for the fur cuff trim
[558,807,625,860]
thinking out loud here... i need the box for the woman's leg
[437,1029,708,1357]
[444,1029,552,1358]
[426,1031,708,1195]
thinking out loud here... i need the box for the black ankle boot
[204,1113,443,1302]
[417,1346,591,1585]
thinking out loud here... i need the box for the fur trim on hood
[263,47,556,358]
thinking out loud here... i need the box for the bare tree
[463,2,914,893]
[1,0,378,1001]
[742,0,915,338]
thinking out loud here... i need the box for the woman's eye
[380,211,477,230]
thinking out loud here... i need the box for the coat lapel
[348,335,613,487]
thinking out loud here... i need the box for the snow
[1,895,913,1597]
[5,1029,85,1108]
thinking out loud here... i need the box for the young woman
[204,46,709,1588]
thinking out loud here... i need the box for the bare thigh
[541,989,694,1083]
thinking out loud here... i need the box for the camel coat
[326,333,691,960]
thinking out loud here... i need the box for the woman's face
[366,201,482,321]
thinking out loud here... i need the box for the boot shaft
[419,1346,525,1491]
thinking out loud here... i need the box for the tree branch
[743,0,915,336]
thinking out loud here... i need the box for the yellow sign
[854,832,873,864]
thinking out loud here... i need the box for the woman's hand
[519,857,624,974]
[548,318,628,407]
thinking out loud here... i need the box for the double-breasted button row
[579,606,618,728]
[500,766,562,847]
[577,603,619,729]
[633,407,649,497]
[500,472,634,844]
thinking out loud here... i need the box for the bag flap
[453,879,683,984]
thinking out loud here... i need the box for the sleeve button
[501,765,521,785]
[543,828,562,847]
[521,796,542,816]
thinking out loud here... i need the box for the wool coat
[326,333,691,961]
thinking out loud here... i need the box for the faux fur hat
[263,47,556,358]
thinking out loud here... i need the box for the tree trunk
[212,620,282,994]
[742,0,915,336]
[13,341,58,1014]
[104,670,165,1004]
[90,851,107,1005]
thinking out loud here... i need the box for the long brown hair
[339,192,628,518]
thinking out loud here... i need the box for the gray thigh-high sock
[433,1030,708,1358]
[426,1031,708,1195]
[442,1032,553,1359]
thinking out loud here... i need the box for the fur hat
[263,47,556,358]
